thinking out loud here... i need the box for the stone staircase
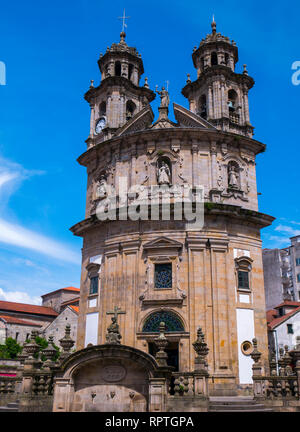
[0,401,19,412]
[209,396,272,412]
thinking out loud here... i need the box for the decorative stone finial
[186,73,191,83]
[59,324,75,360]
[23,330,39,359]
[42,335,58,366]
[144,77,149,88]
[120,31,126,44]
[211,15,216,34]
[250,338,262,364]
[243,64,248,75]
[90,79,94,88]
[193,327,209,371]
[154,322,169,366]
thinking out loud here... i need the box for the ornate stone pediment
[143,236,183,252]
[173,103,216,129]
[115,105,154,136]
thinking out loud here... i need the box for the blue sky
[0,0,299,304]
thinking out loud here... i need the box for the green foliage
[204,202,216,211]
[0,337,22,359]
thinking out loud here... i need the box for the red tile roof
[0,301,58,317]
[61,297,80,307]
[41,287,80,298]
[0,315,42,326]
[274,301,300,309]
[266,309,277,323]
[268,306,300,330]
[69,305,79,314]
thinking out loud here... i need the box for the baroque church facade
[70,20,274,398]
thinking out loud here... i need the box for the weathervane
[118,9,130,33]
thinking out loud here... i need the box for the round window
[241,340,253,356]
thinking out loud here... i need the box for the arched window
[128,63,134,80]
[228,89,238,112]
[200,57,205,71]
[235,256,253,292]
[115,61,121,76]
[227,160,240,189]
[126,100,136,120]
[199,94,207,119]
[225,53,229,66]
[142,311,185,333]
[99,101,106,117]
[157,156,172,185]
[211,52,218,66]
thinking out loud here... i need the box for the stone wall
[42,307,78,348]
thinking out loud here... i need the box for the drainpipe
[274,329,279,374]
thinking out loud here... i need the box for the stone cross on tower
[118,9,130,33]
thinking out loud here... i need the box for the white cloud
[274,225,300,237]
[0,218,80,264]
[0,156,80,265]
[0,172,19,189]
[0,287,41,305]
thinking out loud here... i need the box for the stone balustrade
[251,338,300,410]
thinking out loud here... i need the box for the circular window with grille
[241,340,253,356]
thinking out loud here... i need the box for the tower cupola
[182,19,255,138]
[192,18,238,75]
[98,31,144,85]
[84,32,155,145]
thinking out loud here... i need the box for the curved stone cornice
[58,343,160,378]
[69,203,275,237]
[181,65,254,98]
[193,40,238,66]
[78,127,265,167]
[84,76,156,104]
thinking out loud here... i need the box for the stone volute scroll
[105,306,126,344]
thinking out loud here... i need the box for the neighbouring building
[267,300,300,361]
[263,234,300,310]
[68,17,274,407]
[0,287,79,347]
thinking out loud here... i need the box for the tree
[0,337,22,359]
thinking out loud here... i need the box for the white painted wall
[84,312,99,347]
[236,308,255,384]
[273,311,300,356]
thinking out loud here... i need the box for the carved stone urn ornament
[193,327,209,370]
[154,322,169,366]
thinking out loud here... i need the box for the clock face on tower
[95,117,106,134]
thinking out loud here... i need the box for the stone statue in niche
[96,175,107,199]
[228,163,239,189]
[157,161,171,185]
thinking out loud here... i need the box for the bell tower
[84,31,156,146]
[182,19,254,137]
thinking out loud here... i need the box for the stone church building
[58,19,275,410]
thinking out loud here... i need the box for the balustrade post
[250,338,264,399]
